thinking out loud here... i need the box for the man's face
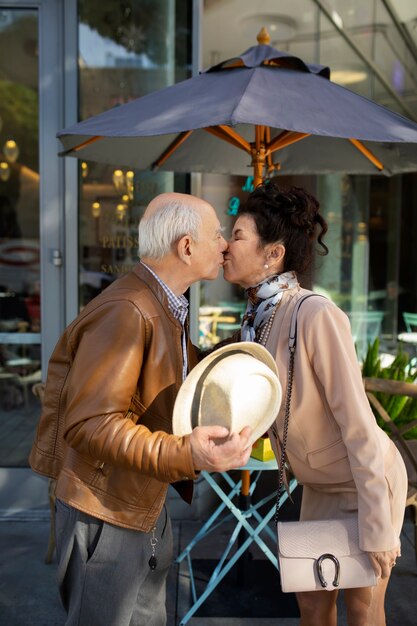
[192,206,227,280]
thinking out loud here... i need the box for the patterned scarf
[241,271,298,342]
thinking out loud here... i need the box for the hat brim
[172,341,281,445]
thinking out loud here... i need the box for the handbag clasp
[316,553,340,588]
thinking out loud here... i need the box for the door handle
[51,249,63,267]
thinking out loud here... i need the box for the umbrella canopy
[58,29,417,185]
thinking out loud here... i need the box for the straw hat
[172,342,282,445]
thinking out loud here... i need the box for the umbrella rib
[349,139,384,171]
[60,135,103,156]
[152,130,193,169]
[204,126,252,154]
[267,130,310,154]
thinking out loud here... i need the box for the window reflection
[0,8,41,464]
[199,0,417,361]
[0,10,39,330]
[198,170,404,357]
[77,0,191,308]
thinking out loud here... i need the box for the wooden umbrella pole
[252,124,267,187]
[241,469,251,497]
[253,159,265,188]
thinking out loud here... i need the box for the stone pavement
[0,511,416,625]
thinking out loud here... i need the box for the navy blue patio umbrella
[58,29,417,186]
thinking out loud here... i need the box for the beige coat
[266,286,407,553]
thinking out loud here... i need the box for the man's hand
[189,425,253,472]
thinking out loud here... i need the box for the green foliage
[362,338,417,438]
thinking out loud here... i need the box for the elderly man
[29,192,252,626]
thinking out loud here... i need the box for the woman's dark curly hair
[238,181,328,273]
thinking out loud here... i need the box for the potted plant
[362,338,417,439]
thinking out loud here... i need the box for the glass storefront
[0,0,192,468]
[0,8,41,465]
[77,0,192,309]
[197,0,417,364]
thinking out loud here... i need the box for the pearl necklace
[255,303,279,346]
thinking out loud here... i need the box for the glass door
[76,0,191,309]
[0,7,41,466]
[0,0,193,481]
[0,0,66,479]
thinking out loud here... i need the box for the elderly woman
[222,181,407,626]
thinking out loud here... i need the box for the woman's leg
[344,576,390,626]
[296,589,338,626]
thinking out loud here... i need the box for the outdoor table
[398,332,417,345]
[176,457,298,625]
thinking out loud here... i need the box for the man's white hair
[138,198,202,259]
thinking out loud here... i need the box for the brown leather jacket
[29,264,199,532]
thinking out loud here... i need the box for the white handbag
[273,296,377,593]
[277,517,377,592]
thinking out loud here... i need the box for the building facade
[0,0,417,506]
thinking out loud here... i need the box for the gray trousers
[55,499,173,626]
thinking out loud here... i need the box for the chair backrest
[403,312,417,333]
[363,377,417,483]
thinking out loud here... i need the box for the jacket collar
[133,262,171,306]
[132,263,190,329]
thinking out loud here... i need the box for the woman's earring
[264,264,269,269]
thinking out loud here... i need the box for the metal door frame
[0,0,78,369]
[0,0,77,512]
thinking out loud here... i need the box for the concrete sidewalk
[0,511,416,625]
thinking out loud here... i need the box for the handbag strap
[274,294,323,524]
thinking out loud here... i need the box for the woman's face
[223,214,270,288]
